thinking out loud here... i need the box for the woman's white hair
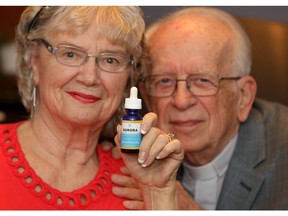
[15,6,145,137]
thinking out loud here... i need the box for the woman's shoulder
[0,121,25,161]
[0,121,25,133]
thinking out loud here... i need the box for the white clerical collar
[183,133,238,180]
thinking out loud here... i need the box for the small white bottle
[120,86,142,154]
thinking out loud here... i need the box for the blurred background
[0,6,287,123]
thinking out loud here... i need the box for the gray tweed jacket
[177,98,288,209]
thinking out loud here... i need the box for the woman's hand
[111,166,144,209]
[101,141,144,209]
[114,112,184,210]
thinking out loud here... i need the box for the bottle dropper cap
[125,86,142,109]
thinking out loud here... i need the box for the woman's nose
[76,58,101,86]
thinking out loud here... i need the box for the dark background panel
[141,6,288,107]
[0,6,288,123]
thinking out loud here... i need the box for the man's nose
[171,80,197,110]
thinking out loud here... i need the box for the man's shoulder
[251,98,288,125]
[237,97,288,160]
[236,97,288,162]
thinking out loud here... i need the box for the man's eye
[155,77,174,87]
[198,78,210,83]
[160,78,173,84]
[192,77,217,88]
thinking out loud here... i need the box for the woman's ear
[30,43,40,85]
[237,75,257,122]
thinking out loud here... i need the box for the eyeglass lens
[145,74,220,97]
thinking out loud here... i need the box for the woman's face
[31,22,131,127]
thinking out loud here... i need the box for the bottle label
[121,120,142,149]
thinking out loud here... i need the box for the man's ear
[138,81,152,111]
[237,75,257,122]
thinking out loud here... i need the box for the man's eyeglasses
[34,39,134,73]
[139,73,241,97]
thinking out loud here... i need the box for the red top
[0,122,126,210]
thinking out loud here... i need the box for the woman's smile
[67,91,100,104]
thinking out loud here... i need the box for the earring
[31,86,37,117]
[32,86,36,107]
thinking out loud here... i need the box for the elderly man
[110,7,288,209]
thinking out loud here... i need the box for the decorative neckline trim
[0,122,114,209]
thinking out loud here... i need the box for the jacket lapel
[217,107,266,209]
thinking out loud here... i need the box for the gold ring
[167,133,175,142]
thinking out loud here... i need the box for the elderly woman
[0,6,183,210]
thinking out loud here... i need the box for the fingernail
[138,151,146,164]
[140,123,148,134]
[156,153,162,159]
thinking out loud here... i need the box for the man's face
[141,15,242,165]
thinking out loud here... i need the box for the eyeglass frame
[31,38,134,73]
[138,73,242,97]
[26,7,134,73]
[27,6,51,35]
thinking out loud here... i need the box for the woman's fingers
[123,200,144,210]
[116,123,183,168]
[139,131,168,167]
[140,112,158,134]
[111,173,143,201]
[112,186,143,201]
[156,139,184,161]
[111,173,138,188]
[100,140,115,151]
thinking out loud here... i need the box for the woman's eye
[64,52,77,58]
[104,57,120,65]
[59,48,83,60]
